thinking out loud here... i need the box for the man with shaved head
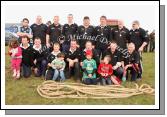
[30,16,48,44]
[110,20,130,49]
[121,42,140,82]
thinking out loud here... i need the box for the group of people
[8,14,149,85]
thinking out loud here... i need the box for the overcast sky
[4,2,157,32]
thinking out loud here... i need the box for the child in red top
[8,38,22,79]
[98,55,113,85]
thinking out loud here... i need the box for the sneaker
[12,70,16,77]
[122,76,126,82]
[16,72,20,79]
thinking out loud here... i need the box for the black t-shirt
[129,28,149,50]
[111,26,130,49]
[103,49,122,66]
[62,23,78,43]
[77,25,95,49]
[94,25,112,49]
[30,23,47,44]
[46,23,62,43]
[122,51,140,66]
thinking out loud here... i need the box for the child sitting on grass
[82,50,97,85]
[97,55,113,85]
[51,53,66,82]
[8,38,22,79]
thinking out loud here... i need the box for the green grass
[5,46,155,105]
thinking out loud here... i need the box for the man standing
[95,16,112,57]
[77,16,95,50]
[46,16,62,48]
[30,16,48,45]
[129,20,149,79]
[62,14,78,52]
[17,18,33,43]
[110,20,130,50]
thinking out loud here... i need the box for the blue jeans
[35,60,48,77]
[53,69,65,82]
[101,77,112,85]
[82,78,97,85]
[21,64,31,78]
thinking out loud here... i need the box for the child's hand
[88,74,92,78]
[34,59,37,65]
[80,62,83,67]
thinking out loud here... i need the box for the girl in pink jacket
[8,39,22,79]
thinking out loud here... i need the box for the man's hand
[138,46,144,52]
[46,42,50,48]
[69,60,74,67]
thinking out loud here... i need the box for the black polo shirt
[94,25,112,49]
[103,49,122,66]
[46,23,62,44]
[129,28,149,50]
[65,48,81,62]
[111,26,130,49]
[77,25,95,49]
[30,23,47,44]
[62,23,78,44]
[123,51,140,66]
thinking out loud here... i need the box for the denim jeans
[34,60,48,77]
[101,77,112,85]
[21,64,31,78]
[82,78,97,85]
[53,69,65,82]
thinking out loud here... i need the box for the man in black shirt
[77,16,95,50]
[122,43,140,81]
[30,16,48,45]
[46,16,63,48]
[62,14,78,52]
[110,20,130,50]
[103,41,123,79]
[129,20,149,51]
[65,39,81,81]
[94,16,112,57]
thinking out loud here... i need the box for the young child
[82,50,97,85]
[51,53,66,82]
[98,55,113,85]
[8,38,22,79]
[45,43,61,80]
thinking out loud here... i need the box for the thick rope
[37,80,155,99]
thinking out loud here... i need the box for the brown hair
[57,53,65,58]
[83,16,90,20]
[21,35,30,42]
[9,38,19,48]
[100,15,107,20]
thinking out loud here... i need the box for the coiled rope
[37,80,154,99]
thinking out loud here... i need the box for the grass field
[5,46,155,105]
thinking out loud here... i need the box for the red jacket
[98,63,113,77]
